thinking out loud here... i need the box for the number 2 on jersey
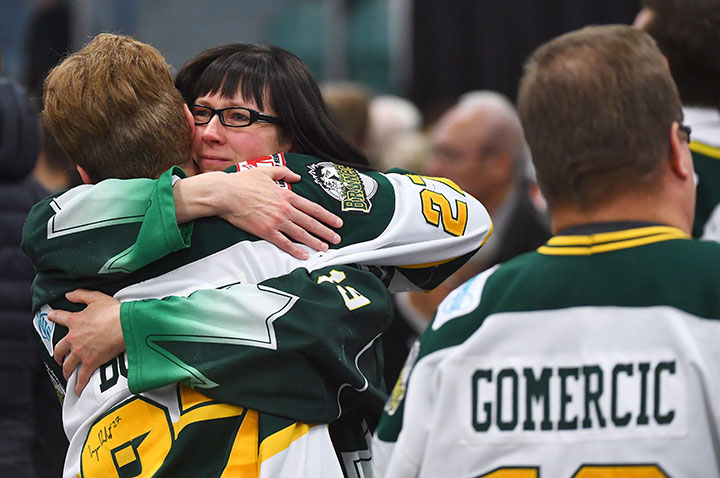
[408,174,469,237]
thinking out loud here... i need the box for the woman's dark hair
[175,43,371,169]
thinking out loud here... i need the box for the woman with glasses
[165,43,378,258]
[176,43,370,173]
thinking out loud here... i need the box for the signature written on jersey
[87,415,122,462]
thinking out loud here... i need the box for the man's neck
[550,190,692,235]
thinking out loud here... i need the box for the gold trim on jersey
[690,141,720,159]
[258,421,314,464]
[175,385,246,436]
[538,226,689,256]
[398,220,494,269]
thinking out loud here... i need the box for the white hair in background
[366,95,422,161]
[457,89,535,182]
[376,130,432,173]
[458,89,516,111]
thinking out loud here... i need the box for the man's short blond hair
[43,33,191,181]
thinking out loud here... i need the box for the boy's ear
[76,165,93,184]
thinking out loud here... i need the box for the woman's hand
[48,289,125,396]
[173,167,343,259]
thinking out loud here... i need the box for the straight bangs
[193,52,272,111]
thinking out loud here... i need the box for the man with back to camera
[23,33,492,477]
[373,24,720,477]
[634,0,720,240]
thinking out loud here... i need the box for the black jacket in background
[0,77,66,478]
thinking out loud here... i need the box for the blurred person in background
[383,90,550,387]
[0,70,66,477]
[376,130,432,175]
[365,94,423,169]
[322,80,371,152]
[24,0,71,104]
[634,0,720,240]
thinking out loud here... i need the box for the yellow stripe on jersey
[258,422,314,464]
[220,409,260,478]
[690,141,720,159]
[545,226,681,246]
[538,226,689,255]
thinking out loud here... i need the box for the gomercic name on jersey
[465,353,686,440]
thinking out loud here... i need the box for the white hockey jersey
[374,223,720,478]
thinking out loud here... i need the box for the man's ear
[76,165,93,184]
[668,121,692,181]
[183,103,196,139]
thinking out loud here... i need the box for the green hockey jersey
[23,153,492,477]
[374,223,720,478]
[53,265,392,478]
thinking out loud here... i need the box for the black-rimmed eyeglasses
[191,104,282,128]
[678,122,692,143]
